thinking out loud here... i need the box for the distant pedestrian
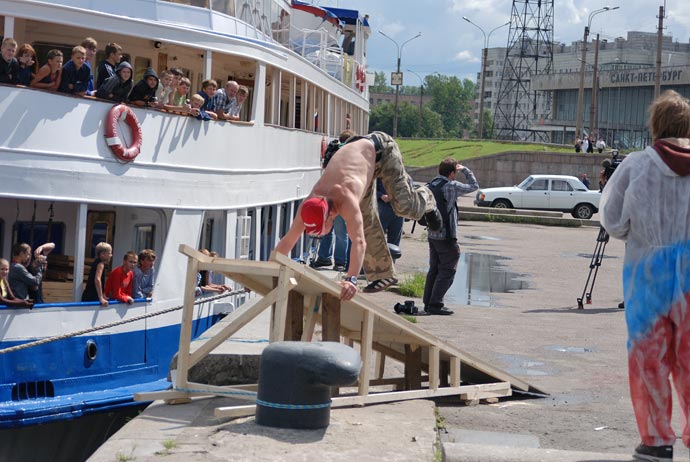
[601,90,690,462]
[574,137,582,153]
[581,174,590,189]
[423,158,479,315]
[596,138,606,153]
[586,136,594,153]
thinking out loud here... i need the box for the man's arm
[274,204,306,256]
[452,165,479,195]
[337,192,366,301]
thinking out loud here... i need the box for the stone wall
[408,151,615,189]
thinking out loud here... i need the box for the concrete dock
[90,205,690,462]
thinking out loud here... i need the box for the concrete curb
[458,207,601,228]
[442,443,635,462]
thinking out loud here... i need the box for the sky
[313,0,690,84]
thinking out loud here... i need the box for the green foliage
[369,102,445,138]
[397,139,573,167]
[401,314,418,323]
[370,71,392,93]
[398,272,426,298]
[425,74,476,137]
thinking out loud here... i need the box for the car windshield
[517,176,534,189]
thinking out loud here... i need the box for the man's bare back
[311,138,376,203]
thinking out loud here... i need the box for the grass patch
[400,314,418,323]
[398,139,573,167]
[398,272,426,298]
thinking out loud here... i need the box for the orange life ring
[321,136,328,160]
[105,104,142,162]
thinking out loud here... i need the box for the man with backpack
[423,158,479,315]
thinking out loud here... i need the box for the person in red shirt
[105,251,137,304]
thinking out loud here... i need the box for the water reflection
[444,253,530,307]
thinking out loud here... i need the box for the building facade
[475,31,690,148]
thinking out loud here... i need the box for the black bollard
[255,341,362,429]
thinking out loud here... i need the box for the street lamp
[575,6,619,140]
[406,69,424,136]
[379,30,422,137]
[463,16,510,139]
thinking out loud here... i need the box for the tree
[369,102,444,138]
[425,74,476,137]
[369,71,392,94]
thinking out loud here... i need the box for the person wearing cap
[274,131,442,301]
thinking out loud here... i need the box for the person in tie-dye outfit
[601,90,690,462]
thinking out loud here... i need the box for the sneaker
[362,277,399,293]
[421,209,443,232]
[309,258,332,269]
[332,263,347,272]
[424,304,455,316]
[633,444,673,462]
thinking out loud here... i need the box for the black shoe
[363,277,399,293]
[424,304,454,315]
[618,301,625,309]
[633,444,673,462]
[309,258,332,269]
[421,209,443,232]
[332,263,347,272]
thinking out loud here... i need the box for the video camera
[601,150,623,182]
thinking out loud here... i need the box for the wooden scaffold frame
[136,245,544,418]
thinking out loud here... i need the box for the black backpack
[420,177,454,239]
[322,139,342,168]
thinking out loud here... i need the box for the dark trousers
[378,201,403,247]
[423,238,461,308]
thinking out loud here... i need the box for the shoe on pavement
[332,263,347,272]
[310,258,332,269]
[362,277,399,293]
[424,304,455,315]
[633,443,673,462]
[421,209,443,232]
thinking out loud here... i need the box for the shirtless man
[275,131,442,301]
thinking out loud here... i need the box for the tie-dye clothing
[601,139,690,447]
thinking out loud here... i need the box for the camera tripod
[576,226,610,309]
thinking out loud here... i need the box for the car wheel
[492,199,512,209]
[572,204,594,220]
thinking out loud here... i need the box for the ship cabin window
[165,0,210,8]
[12,222,65,255]
[200,218,214,252]
[134,224,155,252]
[134,57,153,82]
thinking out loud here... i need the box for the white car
[474,174,601,219]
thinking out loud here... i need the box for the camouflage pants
[360,131,436,280]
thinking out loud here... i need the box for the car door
[521,178,549,209]
[549,179,576,210]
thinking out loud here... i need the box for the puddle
[548,345,597,353]
[497,354,551,376]
[443,253,531,307]
[462,235,501,241]
[561,252,618,260]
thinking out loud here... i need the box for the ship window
[134,224,155,252]
[13,222,65,255]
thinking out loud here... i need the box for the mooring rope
[0,290,245,355]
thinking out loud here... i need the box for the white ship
[0,0,369,436]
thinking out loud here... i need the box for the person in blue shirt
[58,45,90,95]
[133,249,156,299]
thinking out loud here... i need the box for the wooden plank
[188,285,286,367]
[286,290,304,341]
[450,357,461,387]
[174,255,200,389]
[214,382,513,419]
[198,260,281,278]
[358,310,374,397]
[301,295,319,342]
[404,344,422,390]
[459,382,512,400]
[270,267,293,342]
[375,351,386,379]
[428,346,440,391]
[178,382,258,402]
[321,293,341,342]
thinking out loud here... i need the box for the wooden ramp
[136,245,545,418]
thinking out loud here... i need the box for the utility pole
[589,34,600,139]
[379,31,421,137]
[655,5,664,98]
[406,69,424,136]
